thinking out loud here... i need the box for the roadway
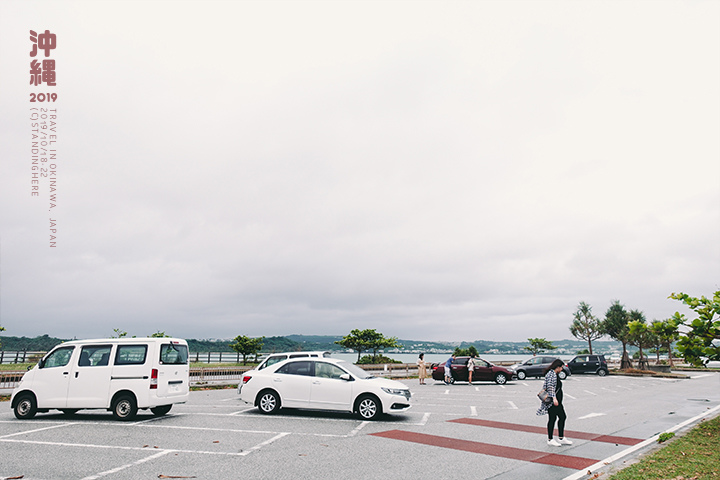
[1,371,719,479]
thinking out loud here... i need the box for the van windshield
[160,343,189,365]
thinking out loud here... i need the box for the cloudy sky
[0,1,718,343]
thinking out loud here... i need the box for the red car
[431,356,513,385]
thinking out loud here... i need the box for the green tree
[670,291,720,367]
[454,345,480,357]
[335,329,370,362]
[627,313,655,370]
[335,329,398,362]
[570,301,604,354]
[229,335,265,365]
[149,331,171,338]
[111,328,128,338]
[650,318,680,367]
[602,300,633,369]
[0,325,5,349]
[523,338,557,356]
[370,334,400,361]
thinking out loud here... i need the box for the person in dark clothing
[536,358,573,446]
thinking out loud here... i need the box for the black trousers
[547,404,567,439]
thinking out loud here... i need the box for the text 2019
[30,93,58,102]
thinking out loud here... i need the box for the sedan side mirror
[339,374,352,381]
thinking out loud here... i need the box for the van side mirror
[37,359,45,369]
[339,374,352,381]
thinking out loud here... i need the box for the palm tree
[570,301,603,354]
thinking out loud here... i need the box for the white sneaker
[558,437,573,445]
[547,439,562,447]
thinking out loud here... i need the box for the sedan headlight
[381,387,411,399]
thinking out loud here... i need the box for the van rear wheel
[151,405,172,416]
[112,395,138,421]
[14,394,37,420]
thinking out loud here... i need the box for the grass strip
[608,414,720,479]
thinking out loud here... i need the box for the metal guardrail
[0,351,45,365]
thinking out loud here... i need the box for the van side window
[79,346,112,367]
[41,347,74,368]
[259,355,287,370]
[115,345,148,365]
[160,344,189,365]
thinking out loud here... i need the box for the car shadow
[243,407,410,422]
[11,411,165,422]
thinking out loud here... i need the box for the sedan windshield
[336,361,375,380]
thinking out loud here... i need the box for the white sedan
[238,357,412,420]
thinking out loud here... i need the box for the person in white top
[467,354,476,385]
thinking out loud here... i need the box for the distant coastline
[0,333,635,356]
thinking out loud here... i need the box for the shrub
[356,354,401,365]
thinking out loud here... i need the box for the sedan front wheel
[494,373,508,385]
[356,394,381,420]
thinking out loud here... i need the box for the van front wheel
[151,405,172,416]
[112,395,138,421]
[14,394,37,420]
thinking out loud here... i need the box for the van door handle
[63,372,69,375]
[75,372,79,378]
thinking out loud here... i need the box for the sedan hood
[364,377,410,390]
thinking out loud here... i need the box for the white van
[10,337,190,421]
[255,351,331,371]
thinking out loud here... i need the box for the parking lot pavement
[2,372,719,480]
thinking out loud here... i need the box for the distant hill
[1,334,635,356]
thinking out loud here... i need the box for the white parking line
[419,412,431,425]
[470,406,477,416]
[691,373,715,379]
[577,412,606,420]
[138,423,287,435]
[601,387,618,393]
[564,393,576,400]
[444,389,450,395]
[348,421,369,436]
[81,450,172,480]
[475,387,479,392]
[507,401,518,410]
[584,390,598,396]
[229,408,256,415]
[0,422,73,438]
[0,438,245,456]
[243,432,290,454]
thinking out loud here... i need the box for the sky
[0,1,718,343]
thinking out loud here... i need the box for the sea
[331,353,527,365]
